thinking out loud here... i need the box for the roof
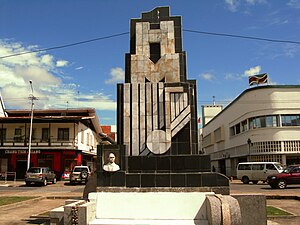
[203,85,300,127]
[1,108,103,134]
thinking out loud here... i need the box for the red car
[267,164,300,189]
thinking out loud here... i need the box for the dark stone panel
[111,171,126,187]
[125,54,131,83]
[141,174,156,187]
[156,174,171,187]
[156,156,171,171]
[177,142,190,155]
[172,16,182,28]
[126,174,141,187]
[171,156,185,172]
[186,174,202,187]
[141,157,156,171]
[127,157,141,172]
[184,156,199,171]
[199,156,211,172]
[98,171,111,186]
[116,84,124,145]
[201,173,218,187]
[170,174,186,187]
[216,173,230,186]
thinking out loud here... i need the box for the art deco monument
[117,6,198,156]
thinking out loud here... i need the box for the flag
[198,117,201,124]
[248,73,268,86]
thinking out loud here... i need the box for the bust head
[108,153,116,164]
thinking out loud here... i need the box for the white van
[237,162,284,184]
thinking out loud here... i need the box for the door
[16,160,28,179]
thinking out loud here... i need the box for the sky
[0,0,300,126]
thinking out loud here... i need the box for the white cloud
[287,0,300,9]
[224,0,267,12]
[41,54,54,67]
[225,73,243,80]
[225,0,239,12]
[244,65,261,77]
[75,66,84,70]
[200,72,215,81]
[56,60,69,67]
[0,40,116,112]
[105,67,124,84]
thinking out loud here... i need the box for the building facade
[0,108,103,179]
[202,85,300,177]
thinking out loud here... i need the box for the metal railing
[0,138,78,147]
[0,172,16,184]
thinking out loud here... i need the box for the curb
[0,196,45,210]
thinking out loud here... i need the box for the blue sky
[0,0,300,126]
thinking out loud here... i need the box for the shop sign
[5,150,41,154]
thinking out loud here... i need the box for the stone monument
[49,7,267,225]
[96,6,228,191]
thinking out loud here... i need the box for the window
[235,124,240,134]
[58,128,69,141]
[249,115,279,129]
[241,120,247,132]
[0,128,6,142]
[81,129,84,144]
[238,164,251,170]
[149,43,161,63]
[252,164,264,170]
[282,115,300,126]
[86,133,90,145]
[42,128,49,141]
[14,128,22,141]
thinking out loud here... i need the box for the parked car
[70,166,90,184]
[25,167,57,186]
[61,170,71,181]
[267,164,300,189]
[237,162,283,184]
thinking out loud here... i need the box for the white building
[202,85,300,177]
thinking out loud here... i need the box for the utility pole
[27,80,38,171]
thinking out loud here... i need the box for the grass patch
[0,196,36,206]
[267,206,293,216]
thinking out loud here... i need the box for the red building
[0,108,108,179]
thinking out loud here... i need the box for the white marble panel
[152,84,158,114]
[146,83,152,136]
[170,93,175,122]
[172,114,191,138]
[123,116,131,143]
[175,93,180,117]
[179,93,184,112]
[158,83,164,129]
[165,87,183,93]
[171,105,191,130]
[123,84,131,103]
[183,93,188,108]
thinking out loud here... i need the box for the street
[0,180,299,224]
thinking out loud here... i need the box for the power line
[183,29,300,45]
[1,29,300,60]
[0,32,129,59]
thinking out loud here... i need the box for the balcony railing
[0,137,78,148]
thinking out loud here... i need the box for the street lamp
[27,80,37,171]
[247,138,252,162]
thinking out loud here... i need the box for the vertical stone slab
[139,83,146,153]
[158,82,164,129]
[175,93,180,117]
[132,83,139,156]
[123,84,131,154]
[170,93,175,122]
[146,83,152,141]
[152,83,158,130]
